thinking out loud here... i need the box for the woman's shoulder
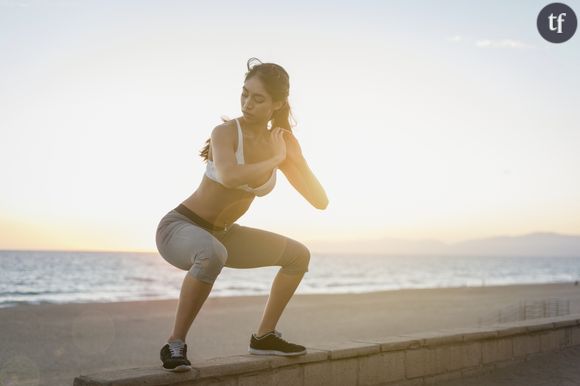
[212,117,245,145]
[210,117,241,153]
[213,116,239,134]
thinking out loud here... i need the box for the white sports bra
[205,118,277,197]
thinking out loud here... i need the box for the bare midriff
[180,176,256,228]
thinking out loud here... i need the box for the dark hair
[199,57,295,163]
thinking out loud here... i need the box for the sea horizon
[2,249,580,309]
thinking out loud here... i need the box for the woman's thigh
[156,211,228,273]
[220,223,310,275]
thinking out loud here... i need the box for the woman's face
[241,76,283,123]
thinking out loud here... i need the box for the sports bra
[205,118,277,197]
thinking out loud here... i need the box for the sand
[1,282,580,386]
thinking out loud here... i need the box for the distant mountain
[449,232,580,257]
[305,232,580,257]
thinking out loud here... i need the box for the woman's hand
[281,129,303,161]
[269,127,288,164]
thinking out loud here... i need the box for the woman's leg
[157,215,228,342]
[256,270,306,337]
[168,273,214,341]
[219,224,310,336]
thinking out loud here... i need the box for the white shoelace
[256,330,283,339]
[168,340,185,357]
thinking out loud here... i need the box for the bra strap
[234,119,245,163]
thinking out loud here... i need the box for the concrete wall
[74,314,580,386]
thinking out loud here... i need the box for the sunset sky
[1,0,579,252]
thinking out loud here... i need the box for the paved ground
[431,345,580,386]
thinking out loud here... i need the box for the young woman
[155,58,329,372]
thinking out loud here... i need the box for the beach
[2,282,580,385]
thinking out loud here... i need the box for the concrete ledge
[74,314,580,386]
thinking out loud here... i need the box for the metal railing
[477,297,570,326]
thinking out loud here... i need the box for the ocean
[1,250,580,309]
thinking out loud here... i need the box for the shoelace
[256,330,283,339]
[256,330,301,348]
[168,341,185,357]
[271,330,289,343]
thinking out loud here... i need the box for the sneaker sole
[162,364,192,372]
[248,347,307,356]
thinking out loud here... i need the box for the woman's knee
[188,243,228,284]
[280,242,311,275]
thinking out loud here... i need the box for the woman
[155,57,329,372]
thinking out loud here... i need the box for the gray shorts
[155,207,310,284]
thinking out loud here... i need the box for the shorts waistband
[174,204,228,232]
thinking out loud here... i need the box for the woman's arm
[282,129,303,161]
[211,125,283,188]
[279,132,329,210]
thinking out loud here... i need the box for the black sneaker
[248,330,307,356]
[160,342,192,372]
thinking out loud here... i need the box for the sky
[1,0,579,252]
